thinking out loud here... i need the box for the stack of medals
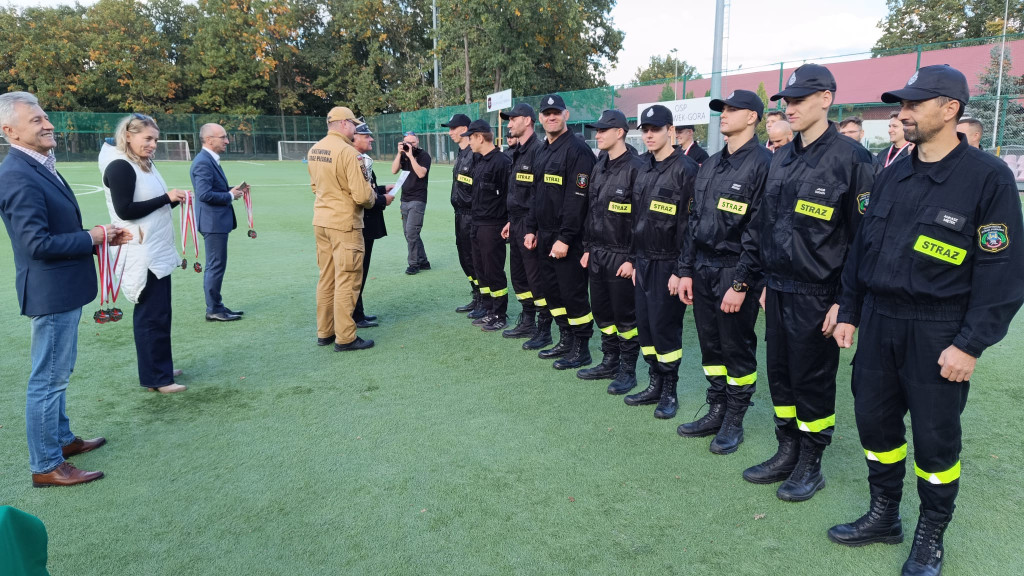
[93,226,125,324]
[180,190,202,272]
[243,185,256,239]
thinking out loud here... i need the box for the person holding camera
[391,131,432,275]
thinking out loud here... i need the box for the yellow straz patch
[516,173,534,183]
[913,235,966,265]
[650,200,677,215]
[608,201,631,213]
[544,174,563,185]
[717,197,748,215]
[457,174,473,185]
[795,200,834,221]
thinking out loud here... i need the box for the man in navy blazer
[0,92,131,487]
[191,123,248,321]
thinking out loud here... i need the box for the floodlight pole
[432,0,442,159]
[991,0,1009,151]
[670,48,679,100]
[708,0,725,154]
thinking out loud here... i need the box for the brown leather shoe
[62,436,106,458]
[32,462,104,487]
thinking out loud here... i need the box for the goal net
[155,140,191,161]
[278,141,318,161]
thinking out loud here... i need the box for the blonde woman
[99,114,188,393]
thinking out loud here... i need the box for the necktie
[43,155,58,178]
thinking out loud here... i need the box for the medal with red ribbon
[179,190,201,272]
[94,226,125,324]
[243,186,256,239]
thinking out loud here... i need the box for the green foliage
[658,84,676,101]
[755,82,770,144]
[632,54,701,84]
[874,0,1024,53]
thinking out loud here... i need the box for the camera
[401,143,411,152]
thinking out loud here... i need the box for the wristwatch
[731,280,749,293]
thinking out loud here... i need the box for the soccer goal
[155,140,191,161]
[278,141,319,161]
[0,141,9,161]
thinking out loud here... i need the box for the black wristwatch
[731,280,749,293]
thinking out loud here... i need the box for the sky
[4,0,891,86]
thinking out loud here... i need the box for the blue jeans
[400,201,428,268]
[27,308,81,474]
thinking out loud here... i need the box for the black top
[398,147,431,203]
[583,149,643,254]
[470,147,512,225]
[838,134,1024,358]
[506,133,541,220]
[526,128,596,245]
[450,145,475,213]
[680,142,710,165]
[632,148,698,268]
[363,168,388,241]
[102,159,173,221]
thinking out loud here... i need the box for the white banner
[637,97,713,126]
[486,89,513,112]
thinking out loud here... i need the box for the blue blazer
[0,149,97,316]
[190,149,237,234]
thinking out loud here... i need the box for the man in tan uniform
[308,106,376,351]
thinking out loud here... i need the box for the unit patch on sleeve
[576,173,589,189]
[857,192,870,215]
[978,223,1009,253]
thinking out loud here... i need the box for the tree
[755,82,771,144]
[3,5,90,111]
[873,0,1024,54]
[633,54,700,84]
[659,84,675,101]
[966,45,1024,147]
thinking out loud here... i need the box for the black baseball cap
[354,123,373,135]
[461,119,493,137]
[881,64,970,105]
[637,105,673,128]
[771,64,837,101]
[675,125,695,131]
[441,113,471,128]
[586,109,628,131]
[710,89,765,120]
[538,94,567,112]
[500,103,536,121]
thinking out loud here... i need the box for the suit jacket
[364,168,388,241]
[190,148,237,234]
[0,149,97,316]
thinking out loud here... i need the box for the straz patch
[717,197,748,215]
[730,183,743,191]
[457,174,473,185]
[608,201,631,213]
[978,223,1009,253]
[935,210,966,232]
[515,172,534,183]
[576,173,589,188]
[914,235,966,265]
[795,200,834,221]
[544,174,563,185]
[650,200,677,215]
[857,192,870,215]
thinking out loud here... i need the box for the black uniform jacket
[470,147,512,225]
[583,150,644,255]
[526,128,596,245]
[451,144,474,214]
[363,168,388,240]
[679,142,710,165]
[681,136,772,276]
[507,133,540,220]
[838,134,1024,358]
[631,147,698,270]
[735,122,874,294]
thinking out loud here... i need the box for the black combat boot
[624,369,661,406]
[653,372,678,419]
[554,335,592,370]
[467,296,489,320]
[455,292,478,313]
[502,306,536,338]
[576,334,618,379]
[827,494,904,547]
[777,437,827,502]
[676,401,726,438]
[607,340,638,395]
[522,312,553,350]
[901,510,949,576]
[743,426,800,484]
[709,396,752,455]
[538,326,573,359]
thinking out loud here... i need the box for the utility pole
[991,0,1009,151]
[670,48,679,100]
[708,0,725,154]
[432,0,442,159]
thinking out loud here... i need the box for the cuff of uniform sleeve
[677,266,693,278]
[556,235,571,246]
[836,309,859,326]
[952,334,983,359]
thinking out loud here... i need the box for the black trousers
[455,212,477,295]
[509,217,542,311]
[134,270,174,388]
[537,230,592,338]
[635,257,685,374]
[474,222,508,316]
[765,287,839,446]
[692,263,759,404]
[852,300,969,520]
[588,247,637,343]
[353,236,374,322]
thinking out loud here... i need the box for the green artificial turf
[1,160,1022,575]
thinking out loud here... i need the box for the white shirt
[202,146,221,164]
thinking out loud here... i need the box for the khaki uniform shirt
[308,130,374,231]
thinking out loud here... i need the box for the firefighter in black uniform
[523,94,595,369]
[676,125,710,165]
[499,103,550,347]
[624,104,698,419]
[577,109,643,394]
[827,65,1024,576]
[443,114,479,315]
[677,90,771,454]
[462,120,512,332]
[734,64,875,502]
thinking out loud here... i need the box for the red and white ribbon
[243,187,254,230]
[95,226,124,305]
[885,142,913,168]
[180,190,199,258]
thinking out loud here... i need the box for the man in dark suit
[351,122,394,328]
[0,91,131,487]
[191,123,248,322]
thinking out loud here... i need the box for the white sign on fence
[636,97,713,126]
[487,89,513,112]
